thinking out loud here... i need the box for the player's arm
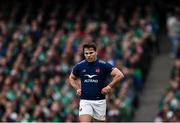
[69,72,81,96]
[101,68,124,94]
[109,68,124,88]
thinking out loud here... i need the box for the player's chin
[87,59,92,62]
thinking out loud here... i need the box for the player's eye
[85,52,94,55]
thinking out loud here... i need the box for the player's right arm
[69,72,81,96]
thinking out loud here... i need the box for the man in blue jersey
[69,43,124,122]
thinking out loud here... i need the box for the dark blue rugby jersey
[72,59,114,100]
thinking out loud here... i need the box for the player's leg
[92,99,106,121]
[79,114,92,122]
[79,100,93,122]
[93,118,106,122]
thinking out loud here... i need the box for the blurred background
[0,0,179,122]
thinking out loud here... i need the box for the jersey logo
[84,74,98,78]
[96,68,100,73]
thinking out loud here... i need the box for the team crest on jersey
[96,68,100,73]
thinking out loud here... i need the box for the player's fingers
[77,92,81,96]
[76,89,81,96]
[101,88,107,95]
[101,89,104,94]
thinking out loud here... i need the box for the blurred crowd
[167,6,180,58]
[0,0,162,122]
[155,6,180,122]
[155,47,180,122]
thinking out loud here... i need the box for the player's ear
[95,52,97,55]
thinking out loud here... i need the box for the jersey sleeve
[104,62,115,75]
[72,64,80,77]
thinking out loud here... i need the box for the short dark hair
[83,42,97,52]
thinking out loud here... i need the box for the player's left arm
[109,68,124,88]
[101,68,124,94]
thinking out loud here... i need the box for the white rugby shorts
[79,99,106,121]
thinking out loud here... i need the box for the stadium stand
[0,0,164,121]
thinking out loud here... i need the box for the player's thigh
[92,99,106,121]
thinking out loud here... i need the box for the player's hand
[76,89,81,96]
[101,85,112,95]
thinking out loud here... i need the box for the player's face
[84,48,97,62]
